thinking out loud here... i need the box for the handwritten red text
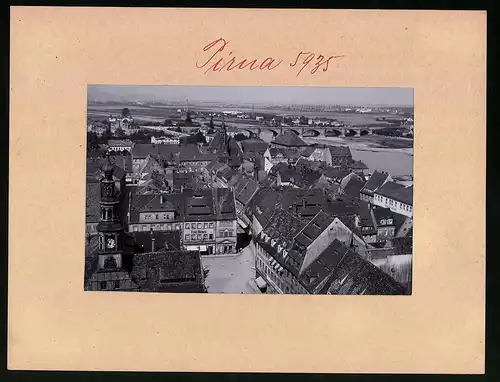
[196,38,282,74]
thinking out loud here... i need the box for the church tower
[96,153,124,270]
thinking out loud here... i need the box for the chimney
[160,194,165,204]
[181,185,184,193]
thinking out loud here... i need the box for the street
[201,241,261,294]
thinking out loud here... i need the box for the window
[176,225,180,230]
[198,223,202,229]
[197,234,202,240]
[228,246,232,253]
[191,234,196,240]
[204,223,208,229]
[185,234,189,241]
[381,219,386,225]
[142,226,148,231]
[209,234,213,240]
[192,223,196,229]
[155,214,159,220]
[185,223,190,229]
[133,226,138,232]
[113,281,120,290]
[100,281,107,290]
[209,223,214,228]
[203,234,208,240]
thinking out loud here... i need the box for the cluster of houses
[85,122,413,295]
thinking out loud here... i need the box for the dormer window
[381,219,386,225]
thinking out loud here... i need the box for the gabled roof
[131,250,205,293]
[375,182,413,205]
[343,177,365,198]
[328,145,352,157]
[351,160,369,170]
[372,206,394,224]
[294,211,334,248]
[271,131,308,147]
[299,146,316,157]
[360,170,390,195]
[269,147,302,160]
[304,240,407,295]
[241,139,269,154]
[234,177,260,206]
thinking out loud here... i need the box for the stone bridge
[240,125,377,138]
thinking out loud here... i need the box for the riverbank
[303,136,414,177]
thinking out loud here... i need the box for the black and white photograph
[85,85,414,295]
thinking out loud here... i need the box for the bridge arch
[345,129,357,137]
[325,129,342,137]
[302,129,321,137]
[263,128,280,137]
[360,129,370,136]
[290,129,301,136]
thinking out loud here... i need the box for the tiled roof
[376,182,413,205]
[299,146,316,157]
[328,145,352,157]
[132,144,183,160]
[360,170,390,195]
[269,147,302,160]
[234,177,260,206]
[269,162,322,189]
[241,139,269,154]
[294,211,334,248]
[264,208,305,244]
[271,131,308,147]
[178,145,215,162]
[372,206,394,224]
[246,187,281,225]
[351,160,369,170]
[343,177,365,198]
[307,240,406,295]
[131,250,205,293]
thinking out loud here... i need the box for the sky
[88,85,413,107]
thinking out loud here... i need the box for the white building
[108,139,133,153]
[151,136,180,145]
[373,182,413,218]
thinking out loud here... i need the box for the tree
[121,108,131,118]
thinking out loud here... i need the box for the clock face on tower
[107,238,115,249]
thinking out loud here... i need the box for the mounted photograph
[85,85,414,295]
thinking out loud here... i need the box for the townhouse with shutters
[127,188,237,256]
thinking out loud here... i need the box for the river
[260,131,414,177]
